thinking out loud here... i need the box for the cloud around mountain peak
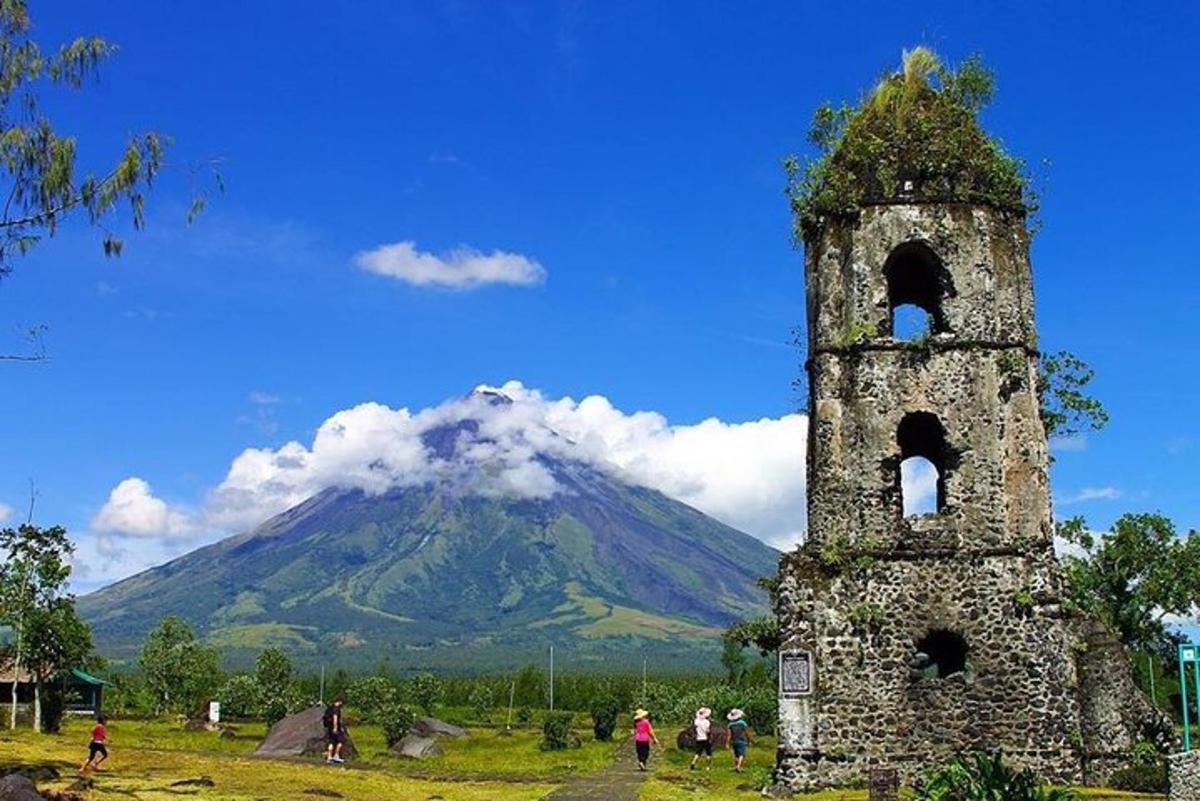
[84,383,813,584]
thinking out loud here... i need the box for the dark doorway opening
[884,242,951,339]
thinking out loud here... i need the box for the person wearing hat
[726,708,752,772]
[689,707,714,770]
[631,709,660,771]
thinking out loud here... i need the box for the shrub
[380,702,416,748]
[1108,763,1168,794]
[540,711,578,750]
[914,752,1078,801]
[590,696,620,741]
[516,706,532,726]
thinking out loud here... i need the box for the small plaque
[779,649,813,697]
[869,767,899,801]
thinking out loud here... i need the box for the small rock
[394,734,443,759]
[170,777,215,788]
[302,789,343,798]
[411,717,467,739]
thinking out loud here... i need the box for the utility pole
[319,664,326,704]
[506,680,516,731]
[642,658,647,701]
[549,645,555,712]
[1147,654,1157,708]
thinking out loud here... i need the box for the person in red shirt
[79,714,108,775]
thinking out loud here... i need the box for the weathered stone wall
[776,203,1148,791]
[1169,751,1200,801]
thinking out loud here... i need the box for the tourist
[631,708,659,771]
[689,706,713,770]
[323,696,347,764]
[726,708,751,772]
[79,714,109,775]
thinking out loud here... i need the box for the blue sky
[1,2,1197,592]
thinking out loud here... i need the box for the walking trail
[545,740,647,801]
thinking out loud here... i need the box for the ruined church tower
[773,54,1165,791]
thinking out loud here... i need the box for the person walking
[726,708,752,773]
[689,707,713,770]
[631,708,660,771]
[323,696,348,764]
[79,714,109,775]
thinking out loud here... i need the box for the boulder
[0,767,58,784]
[0,774,44,801]
[411,717,467,738]
[676,725,728,751]
[254,705,357,761]
[393,734,443,759]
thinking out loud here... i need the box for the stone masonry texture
[774,204,1170,792]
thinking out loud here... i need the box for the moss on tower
[786,48,1035,241]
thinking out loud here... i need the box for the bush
[380,702,416,748]
[516,706,532,726]
[914,752,1078,801]
[540,711,578,750]
[39,685,65,734]
[1108,763,1168,794]
[590,696,620,741]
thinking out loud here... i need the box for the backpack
[322,706,336,731]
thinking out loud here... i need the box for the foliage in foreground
[540,711,579,750]
[915,752,1078,801]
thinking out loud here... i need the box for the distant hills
[79,392,781,671]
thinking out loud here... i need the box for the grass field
[0,716,1170,801]
[0,715,607,800]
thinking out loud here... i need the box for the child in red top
[79,715,108,775]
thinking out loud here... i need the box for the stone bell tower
[773,200,1088,788]
[772,55,1172,793]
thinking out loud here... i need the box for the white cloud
[90,478,197,538]
[1057,485,1122,506]
[92,383,812,574]
[0,502,13,524]
[1049,434,1088,453]
[248,390,281,406]
[354,241,546,289]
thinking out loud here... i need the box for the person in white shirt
[689,707,714,770]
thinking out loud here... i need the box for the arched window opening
[898,411,948,514]
[914,630,969,678]
[885,242,950,338]
[892,304,932,341]
[900,455,939,517]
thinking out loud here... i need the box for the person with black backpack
[323,697,347,764]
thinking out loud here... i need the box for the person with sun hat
[726,708,752,772]
[631,708,660,771]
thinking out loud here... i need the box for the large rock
[412,717,467,738]
[0,774,44,801]
[677,725,728,750]
[393,734,443,759]
[254,705,357,761]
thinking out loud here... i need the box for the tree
[405,672,441,716]
[0,523,81,730]
[0,1,218,361]
[254,647,294,726]
[1058,513,1200,654]
[138,616,220,717]
[23,598,91,731]
[1038,351,1109,442]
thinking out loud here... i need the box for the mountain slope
[80,450,781,670]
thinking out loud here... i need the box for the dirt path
[545,741,647,801]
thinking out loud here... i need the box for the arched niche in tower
[898,411,949,516]
[884,242,953,340]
